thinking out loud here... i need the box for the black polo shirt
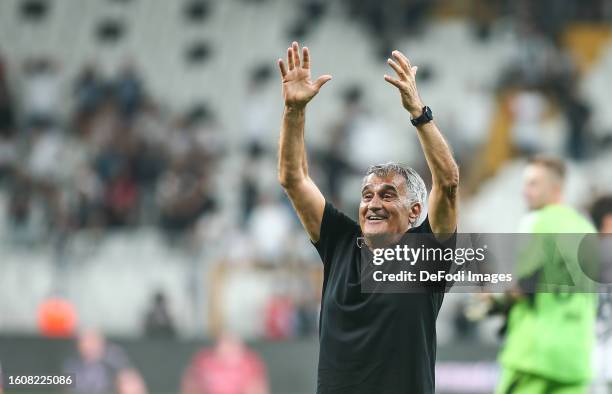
[313,201,446,394]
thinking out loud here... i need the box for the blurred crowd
[59,329,269,394]
[0,55,222,247]
[1,0,611,237]
[0,45,325,340]
[286,0,612,56]
[495,0,603,160]
[1,0,612,346]
[279,0,612,200]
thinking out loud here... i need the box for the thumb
[313,74,332,90]
[412,66,418,75]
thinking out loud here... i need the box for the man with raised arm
[277,41,459,394]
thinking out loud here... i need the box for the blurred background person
[181,333,269,394]
[494,156,597,394]
[63,329,143,394]
[592,196,612,235]
[116,368,148,394]
[142,290,176,339]
[21,57,60,127]
[591,195,612,394]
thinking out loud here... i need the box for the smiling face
[359,173,421,243]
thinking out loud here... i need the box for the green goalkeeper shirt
[499,204,597,383]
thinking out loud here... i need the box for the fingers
[285,42,312,72]
[392,50,413,75]
[313,74,332,90]
[383,74,402,89]
[387,58,405,80]
[292,41,301,68]
[287,47,294,70]
[278,58,287,78]
[393,50,412,68]
[302,46,310,69]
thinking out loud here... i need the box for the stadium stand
[0,0,610,344]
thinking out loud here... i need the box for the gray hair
[363,162,427,215]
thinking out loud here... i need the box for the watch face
[411,106,433,126]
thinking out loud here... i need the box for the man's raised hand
[384,50,424,118]
[278,42,332,110]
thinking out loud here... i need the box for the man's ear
[408,202,422,225]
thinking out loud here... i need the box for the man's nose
[368,194,383,210]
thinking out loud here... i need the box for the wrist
[408,104,424,119]
[410,105,433,127]
[285,104,307,113]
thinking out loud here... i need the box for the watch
[410,106,433,127]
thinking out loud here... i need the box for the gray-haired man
[277,42,459,394]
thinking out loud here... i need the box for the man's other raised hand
[278,41,332,110]
[384,50,425,118]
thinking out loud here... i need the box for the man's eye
[383,193,395,200]
[362,194,372,200]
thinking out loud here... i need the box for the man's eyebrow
[361,183,400,193]
[379,184,399,193]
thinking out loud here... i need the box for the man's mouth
[366,214,387,221]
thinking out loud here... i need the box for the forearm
[414,119,459,188]
[384,50,459,188]
[278,106,308,187]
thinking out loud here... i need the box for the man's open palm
[278,41,332,109]
[384,50,424,117]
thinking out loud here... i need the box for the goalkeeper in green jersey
[494,156,598,394]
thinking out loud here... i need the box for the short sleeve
[408,216,457,292]
[409,216,456,248]
[408,216,433,233]
[312,201,359,266]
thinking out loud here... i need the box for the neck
[545,196,563,207]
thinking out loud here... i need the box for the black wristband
[411,106,433,127]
